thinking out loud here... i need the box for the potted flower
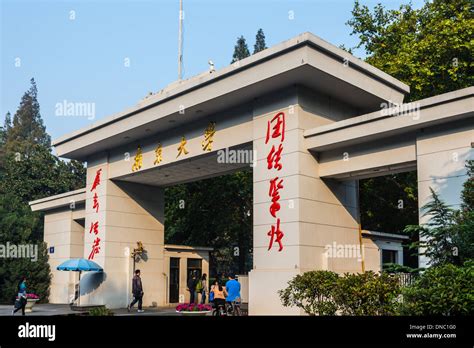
[176,303,212,316]
[24,294,40,312]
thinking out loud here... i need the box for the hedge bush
[334,271,401,315]
[279,270,400,316]
[278,271,339,315]
[400,262,474,315]
[280,263,473,316]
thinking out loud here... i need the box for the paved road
[0,304,181,316]
[1,302,247,316]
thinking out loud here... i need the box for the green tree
[404,188,458,266]
[404,160,474,266]
[5,78,50,153]
[0,79,86,303]
[461,160,474,211]
[348,0,473,248]
[0,112,12,172]
[454,160,474,262]
[401,262,474,315]
[0,190,52,303]
[347,0,473,102]
[3,112,12,133]
[0,80,85,204]
[253,28,267,54]
[360,172,418,234]
[231,36,250,63]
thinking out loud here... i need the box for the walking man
[127,269,144,313]
[12,277,27,316]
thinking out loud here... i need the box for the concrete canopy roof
[362,230,409,241]
[53,32,409,161]
[305,87,474,152]
[164,244,214,252]
[29,188,86,212]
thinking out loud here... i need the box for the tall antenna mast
[178,0,184,80]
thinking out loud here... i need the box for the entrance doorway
[165,169,253,281]
[187,258,202,284]
[169,257,180,303]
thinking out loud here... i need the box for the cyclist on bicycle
[210,280,226,310]
[225,274,241,305]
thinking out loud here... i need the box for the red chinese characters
[267,218,284,252]
[265,112,285,144]
[267,143,283,170]
[93,192,99,213]
[88,237,101,260]
[265,112,286,251]
[89,221,99,235]
[88,168,102,260]
[91,168,102,192]
[268,177,283,218]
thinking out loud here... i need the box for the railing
[392,272,418,287]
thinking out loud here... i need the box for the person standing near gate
[127,269,144,313]
[199,273,208,304]
[187,271,197,303]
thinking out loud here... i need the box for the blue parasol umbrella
[57,258,103,306]
[57,258,103,272]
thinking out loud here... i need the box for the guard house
[361,231,409,270]
[30,32,473,315]
[163,244,212,304]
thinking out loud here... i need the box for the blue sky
[0,0,424,144]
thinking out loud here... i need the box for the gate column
[81,153,166,308]
[249,89,362,315]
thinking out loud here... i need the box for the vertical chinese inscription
[265,112,285,251]
[88,168,102,260]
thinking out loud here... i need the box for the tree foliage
[350,0,473,244]
[0,79,86,303]
[404,160,474,267]
[231,29,267,63]
[5,79,51,152]
[253,28,267,54]
[231,36,250,63]
[347,0,473,102]
[401,262,474,315]
[360,172,418,234]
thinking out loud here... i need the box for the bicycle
[225,300,242,316]
[212,300,226,316]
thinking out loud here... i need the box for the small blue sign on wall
[49,246,55,254]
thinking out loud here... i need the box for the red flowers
[175,303,212,312]
[16,293,39,300]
